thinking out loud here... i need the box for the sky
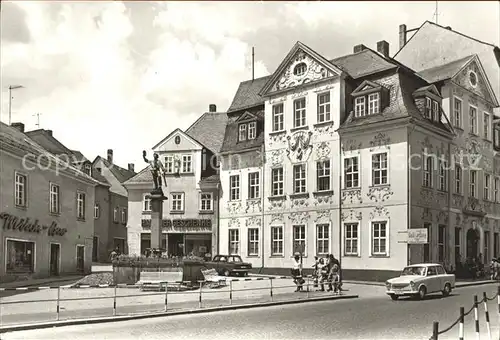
[1,1,499,173]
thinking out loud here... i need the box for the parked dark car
[205,255,252,276]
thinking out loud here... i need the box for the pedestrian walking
[291,252,304,292]
[318,258,329,291]
[312,256,319,288]
[328,254,342,292]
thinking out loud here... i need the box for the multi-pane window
[239,122,257,141]
[316,224,329,256]
[182,155,192,173]
[455,165,462,194]
[424,223,431,262]
[317,92,331,123]
[372,222,387,256]
[248,229,259,256]
[238,124,247,141]
[438,160,448,191]
[293,98,306,128]
[354,97,366,117]
[432,100,439,121]
[316,160,331,191]
[229,175,240,200]
[143,195,152,212]
[372,153,388,185]
[484,231,490,263]
[248,122,257,140]
[344,157,359,188]
[293,225,306,255]
[94,203,100,219]
[15,173,27,207]
[200,193,213,211]
[164,156,174,173]
[470,170,477,198]
[484,173,491,201]
[229,229,240,255]
[425,98,432,119]
[248,172,260,199]
[113,207,119,222]
[77,192,86,219]
[470,106,478,135]
[272,103,284,132]
[121,208,127,223]
[293,164,306,193]
[423,156,433,188]
[438,225,446,263]
[171,193,184,212]
[271,168,284,196]
[484,113,490,139]
[49,183,60,214]
[271,226,283,255]
[344,223,359,256]
[454,227,461,265]
[495,178,500,203]
[368,93,380,115]
[495,233,499,258]
[453,97,462,128]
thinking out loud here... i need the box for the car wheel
[389,294,399,301]
[244,272,248,277]
[418,286,427,300]
[442,283,451,297]
[224,270,230,277]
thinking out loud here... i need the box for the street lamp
[8,85,24,125]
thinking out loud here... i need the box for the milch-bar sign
[0,212,68,236]
[141,219,212,232]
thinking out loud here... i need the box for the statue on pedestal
[143,150,167,195]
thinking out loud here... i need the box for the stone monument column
[148,191,166,249]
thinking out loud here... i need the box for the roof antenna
[33,112,42,128]
[433,1,440,25]
[252,47,255,81]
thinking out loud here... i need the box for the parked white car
[385,263,456,300]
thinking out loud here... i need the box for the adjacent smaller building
[125,105,227,257]
[1,122,98,282]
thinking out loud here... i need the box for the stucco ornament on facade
[226,201,243,215]
[482,157,492,172]
[270,213,284,224]
[418,188,435,206]
[287,130,313,163]
[268,133,287,147]
[369,132,391,151]
[288,211,310,224]
[315,142,331,160]
[268,149,285,166]
[421,208,433,221]
[273,51,331,92]
[421,136,434,152]
[436,211,449,224]
[245,216,262,227]
[313,122,335,139]
[268,198,285,211]
[314,194,332,206]
[314,210,330,222]
[342,189,363,205]
[465,138,482,166]
[367,186,393,203]
[246,200,262,214]
[341,139,362,154]
[369,206,389,220]
[291,196,309,209]
[452,87,464,97]
[452,194,464,209]
[228,218,240,228]
[341,209,362,221]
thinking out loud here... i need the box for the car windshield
[401,266,426,276]
[231,256,242,262]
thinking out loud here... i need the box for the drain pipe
[338,132,343,281]
[259,143,266,274]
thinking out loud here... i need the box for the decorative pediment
[351,80,382,96]
[451,56,499,107]
[259,42,343,97]
[236,111,258,123]
[412,84,441,98]
[152,128,202,152]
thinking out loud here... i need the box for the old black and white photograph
[1,1,500,339]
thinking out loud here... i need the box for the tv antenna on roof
[433,1,440,25]
[33,113,42,128]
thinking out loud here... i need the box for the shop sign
[141,219,212,232]
[0,212,68,236]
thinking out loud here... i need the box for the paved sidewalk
[0,275,83,289]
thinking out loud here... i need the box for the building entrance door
[76,245,85,273]
[50,243,60,276]
[168,234,185,256]
[466,228,480,260]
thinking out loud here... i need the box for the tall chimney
[107,149,113,163]
[46,130,53,137]
[11,122,25,133]
[399,24,407,50]
[128,163,135,172]
[376,40,390,58]
[209,104,217,112]
[353,44,367,53]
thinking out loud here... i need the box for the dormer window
[494,124,500,149]
[84,164,92,176]
[368,93,380,115]
[432,101,439,121]
[352,80,385,118]
[423,97,440,122]
[425,98,432,119]
[238,122,257,142]
[354,97,365,117]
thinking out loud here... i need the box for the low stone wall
[249,267,398,282]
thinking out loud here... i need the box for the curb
[0,294,358,333]
[455,280,497,288]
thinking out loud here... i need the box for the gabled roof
[91,169,111,187]
[71,150,89,163]
[227,76,270,113]
[259,41,344,97]
[25,129,73,155]
[152,127,203,151]
[351,80,384,96]
[413,84,442,98]
[417,55,474,84]
[123,165,152,185]
[235,111,258,123]
[185,111,228,153]
[93,156,136,184]
[331,48,397,79]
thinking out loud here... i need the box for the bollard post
[199,281,203,308]
[270,278,273,302]
[56,286,61,321]
[459,307,465,340]
[229,280,233,305]
[497,286,500,340]
[164,282,168,312]
[483,292,492,340]
[432,321,439,340]
[113,285,117,316]
[474,295,480,340]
